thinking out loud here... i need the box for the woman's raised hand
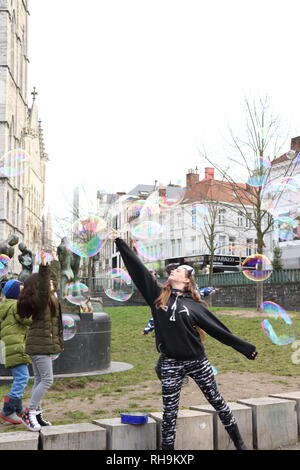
[109,229,121,241]
[40,250,47,266]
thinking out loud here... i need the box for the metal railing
[81,268,300,293]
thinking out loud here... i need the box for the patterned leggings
[161,356,236,448]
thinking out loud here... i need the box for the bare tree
[200,97,294,309]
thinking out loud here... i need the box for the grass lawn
[1,306,299,410]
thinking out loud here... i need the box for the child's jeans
[7,364,30,399]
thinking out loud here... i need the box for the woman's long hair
[155,269,206,341]
[17,273,59,319]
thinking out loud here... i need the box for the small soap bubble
[62,314,77,341]
[0,149,30,177]
[51,354,60,361]
[241,254,272,281]
[191,204,209,230]
[286,149,296,160]
[247,158,271,187]
[159,187,186,209]
[274,216,298,241]
[65,282,89,306]
[104,268,133,302]
[0,255,10,278]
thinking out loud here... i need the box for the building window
[245,214,252,228]
[237,211,244,227]
[218,209,226,224]
[246,239,253,256]
[228,237,236,255]
[171,239,175,257]
[217,235,226,254]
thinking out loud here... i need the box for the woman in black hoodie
[110,231,257,450]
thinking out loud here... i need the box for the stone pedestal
[40,423,106,450]
[93,417,157,450]
[150,409,214,450]
[190,402,253,450]
[238,397,298,449]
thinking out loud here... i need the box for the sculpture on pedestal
[18,243,34,282]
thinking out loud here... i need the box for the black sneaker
[36,410,52,426]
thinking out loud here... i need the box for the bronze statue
[0,234,19,259]
[57,237,81,298]
[18,242,33,282]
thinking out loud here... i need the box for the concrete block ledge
[0,431,39,450]
[269,392,300,437]
[150,409,214,450]
[93,417,157,450]
[238,396,298,450]
[39,423,106,450]
[190,402,253,450]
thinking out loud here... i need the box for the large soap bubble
[68,216,107,258]
[260,301,297,346]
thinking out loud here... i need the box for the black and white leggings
[161,356,236,448]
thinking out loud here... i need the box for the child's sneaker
[22,408,41,432]
[0,410,22,424]
[0,396,22,424]
[36,409,52,426]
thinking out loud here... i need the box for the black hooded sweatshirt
[115,238,257,362]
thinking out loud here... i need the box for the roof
[182,179,251,206]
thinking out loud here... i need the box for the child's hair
[17,273,59,319]
[155,268,206,341]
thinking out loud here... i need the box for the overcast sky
[27,0,300,226]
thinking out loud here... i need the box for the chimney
[186,168,199,189]
[204,168,214,180]
[290,136,300,153]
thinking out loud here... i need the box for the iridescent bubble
[159,187,186,209]
[128,200,146,218]
[211,365,218,375]
[191,204,209,230]
[261,177,300,219]
[139,191,161,218]
[33,253,53,273]
[131,221,163,240]
[51,354,60,361]
[68,216,107,258]
[134,240,164,261]
[65,282,89,306]
[247,158,271,187]
[274,216,298,241]
[0,255,10,278]
[104,268,133,302]
[145,261,161,272]
[260,301,297,345]
[242,254,272,281]
[286,150,296,160]
[62,314,77,341]
[0,149,30,177]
